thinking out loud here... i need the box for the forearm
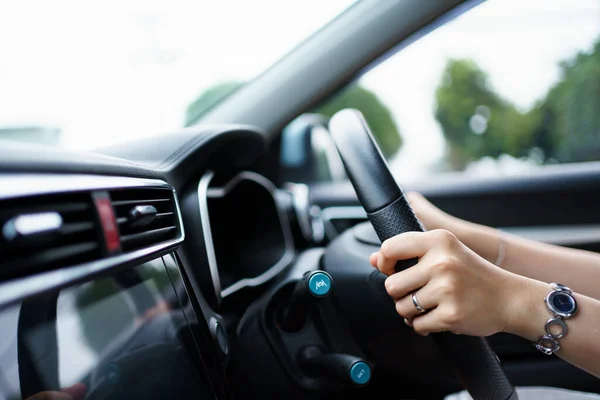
[455,219,600,299]
[507,277,600,378]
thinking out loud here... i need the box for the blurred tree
[314,85,402,159]
[535,39,600,163]
[186,81,402,159]
[434,59,538,169]
[435,39,600,169]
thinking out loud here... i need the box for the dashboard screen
[0,255,220,400]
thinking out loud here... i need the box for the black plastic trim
[0,174,185,311]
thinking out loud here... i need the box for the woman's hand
[369,229,531,337]
[405,192,458,232]
[25,383,87,400]
[406,192,502,265]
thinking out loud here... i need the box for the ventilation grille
[0,193,100,279]
[110,187,180,252]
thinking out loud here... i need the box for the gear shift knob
[298,345,372,386]
[277,270,333,332]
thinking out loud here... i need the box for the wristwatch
[534,283,578,355]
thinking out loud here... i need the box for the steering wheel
[328,109,518,400]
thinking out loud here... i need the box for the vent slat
[21,202,90,214]
[60,221,95,235]
[120,226,177,248]
[116,212,174,226]
[1,242,100,272]
[111,198,171,207]
[0,202,90,221]
[156,212,175,218]
[109,188,179,252]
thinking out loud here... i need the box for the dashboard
[0,122,549,400]
[0,125,274,400]
[181,170,296,307]
[0,122,426,400]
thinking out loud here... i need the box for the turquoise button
[307,272,332,297]
[350,361,371,385]
[106,363,119,385]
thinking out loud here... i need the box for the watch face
[548,291,577,317]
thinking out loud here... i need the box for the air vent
[109,187,180,252]
[0,193,100,279]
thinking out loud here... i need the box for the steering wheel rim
[328,108,518,400]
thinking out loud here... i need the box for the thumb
[27,392,73,400]
[369,252,379,267]
[61,383,87,400]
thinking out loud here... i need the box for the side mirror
[280,113,346,184]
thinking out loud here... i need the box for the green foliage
[314,85,402,159]
[185,81,244,126]
[434,59,538,169]
[538,40,600,162]
[435,38,600,169]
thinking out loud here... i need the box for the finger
[62,383,87,400]
[405,192,429,229]
[27,392,73,400]
[405,191,425,205]
[377,231,433,275]
[384,259,432,300]
[369,252,378,268]
[411,308,448,336]
[394,283,440,320]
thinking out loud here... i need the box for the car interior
[1,0,599,399]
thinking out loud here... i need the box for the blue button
[105,363,119,385]
[307,272,332,297]
[350,361,371,385]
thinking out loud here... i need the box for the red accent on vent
[93,191,121,253]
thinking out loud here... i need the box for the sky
[0,0,598,180]
[0,0,355,148]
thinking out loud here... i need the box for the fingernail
[404,318,412,327]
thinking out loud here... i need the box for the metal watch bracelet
[534,283,578,355]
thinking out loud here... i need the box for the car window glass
[315,0,600,183]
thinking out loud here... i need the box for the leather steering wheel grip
[328,109,517,400]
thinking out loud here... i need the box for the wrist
[503,276,552,341]
[456,220,501,265]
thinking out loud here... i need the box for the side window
[316,0,600,183]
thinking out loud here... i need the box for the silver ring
[412,292,427,313]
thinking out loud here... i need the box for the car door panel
[312,163,600,248]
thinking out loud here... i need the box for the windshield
[0,1,355,150]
